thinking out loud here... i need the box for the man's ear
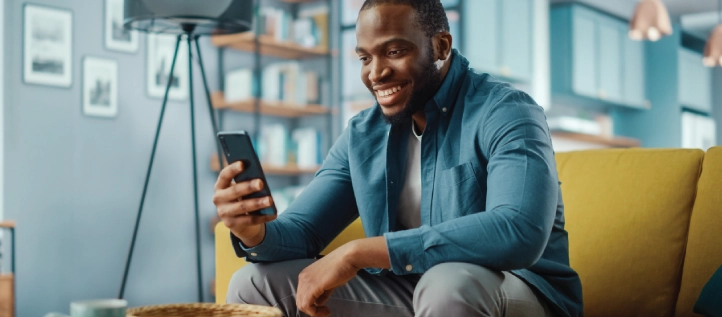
[434,31,453,61]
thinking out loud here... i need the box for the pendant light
[628,0,673,41]
[703,0,722,67]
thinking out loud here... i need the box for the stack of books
[224,64,320,106]
[258,6,328,49]
[256,124,322,168]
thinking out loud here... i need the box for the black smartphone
[217,131,277,216]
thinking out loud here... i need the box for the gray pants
[227,259,554,317]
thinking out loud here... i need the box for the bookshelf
[209,0,334,298]
[211,32,328,59]
[211,92,329,118]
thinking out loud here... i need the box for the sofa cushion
[556,149,704,317]
[675,146,722,317]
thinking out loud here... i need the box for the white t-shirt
[396,124,423,229]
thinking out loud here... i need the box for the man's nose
[368,60,391,84]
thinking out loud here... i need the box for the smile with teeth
[376,84,405,97]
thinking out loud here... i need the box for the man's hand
[296,243,360,317]
[296,237,391,317]
[213,161,275,247]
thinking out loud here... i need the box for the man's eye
[389,50,400,56]
[359,56,369,62]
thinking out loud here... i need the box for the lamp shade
[628,0,673,41]
[703,25,722,67]
[124,0,253,35]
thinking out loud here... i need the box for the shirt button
[442,107,447,112]
[250,252,258,257]
[405,264,413,272]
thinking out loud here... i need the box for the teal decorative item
[694,265,722,317]
[44,299,127,317]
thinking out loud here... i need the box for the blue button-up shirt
[231,49,583,317]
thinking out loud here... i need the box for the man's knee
[226,259,314,305]
[226,263,269,304]
[413,263,505,316]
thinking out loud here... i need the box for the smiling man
[215,1,583,316]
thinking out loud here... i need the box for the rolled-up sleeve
[231,127,360,262]
[384,91,558,275]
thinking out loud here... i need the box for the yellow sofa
[215,147,722,317]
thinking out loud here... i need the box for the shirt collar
[428,49,469,115]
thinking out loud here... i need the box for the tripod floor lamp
[119,0,253,302]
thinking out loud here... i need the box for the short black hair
[360,0,450,38]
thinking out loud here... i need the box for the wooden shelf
[551,131,640,148]
[0,221,14,229]
[211,32,328,59]
[212,92,329,118]
[210,153,319,175]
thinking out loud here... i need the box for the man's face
[356,4,442,125]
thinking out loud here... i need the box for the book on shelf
[254,125,323,170]
[292,127,322,169]
[256,5,328,49]
[224,68,253,102]
[257,124,288,167]
[223,64,321,107]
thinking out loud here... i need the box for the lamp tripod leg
[188,34,204,303]
[119,34,183,300]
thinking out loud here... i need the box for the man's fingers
[214,161,243,191]
[218,197,274,218]
[314,306,331,317]
[315,289,334,307]
[213,180,265,205]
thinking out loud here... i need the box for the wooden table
[0,221,15,317]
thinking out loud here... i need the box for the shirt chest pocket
[432,161,486,221]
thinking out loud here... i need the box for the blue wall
[2,0,244,315]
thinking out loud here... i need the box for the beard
[381,44,444,126]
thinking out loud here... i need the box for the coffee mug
[44,299,127,317]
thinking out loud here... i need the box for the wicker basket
[126,303,283,317]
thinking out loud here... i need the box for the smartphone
[217,131,277,215]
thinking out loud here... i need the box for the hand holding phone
[212,131,277,245]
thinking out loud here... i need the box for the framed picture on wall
[82,57,118,118]
[23,4,73,87]
[105,0,138,53]
[146,33,188,100]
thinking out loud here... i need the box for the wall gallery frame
[105,0,138,53]
[23,4,73,87]
[82,57,118,118]
[146,33,188,100]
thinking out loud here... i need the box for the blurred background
[0,0,719,316]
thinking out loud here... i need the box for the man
[213,0,583,316]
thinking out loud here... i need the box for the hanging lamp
[628,0,673,41]
[703,0,722,67]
